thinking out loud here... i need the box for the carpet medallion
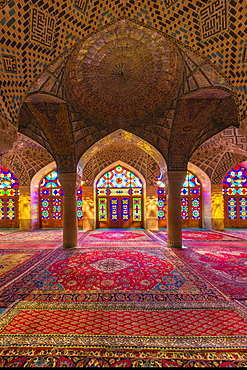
[0,301,246,350]
[29,246,223,300]
[83,229,154,242]
[174,247,247,299]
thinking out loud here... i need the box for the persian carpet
[82,229,155,242]
[0,230,63,243]
[0,249,53,289]
[0,300,247,351]
[0,249,62,308]
[153,229,246,242]
[0,347,247,367]
[174,246,247,299]
[28,245,223,301]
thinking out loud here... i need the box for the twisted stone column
[58,173,81,248]
[167,170,186,248]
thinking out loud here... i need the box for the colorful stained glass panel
[6,199,15,220]
[97,165,142,188]
[191,198,200,219]
[41,199,50,220]
[228,198,237,220]
[122,198,130,221]
[158,198,166,219]
[0,199,4,219]
[98,198,107,221]
[133,198,141,221]
[77,198,83,219]
[240,198,247,219]
[223,165,247,188]
[110,198,118,221]
[0,166,19,190]
[181,198,189,219]
[52,199,62,220]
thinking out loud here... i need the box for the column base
[62,244,77,249]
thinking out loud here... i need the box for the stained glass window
[228,198,237,219]
[97,165,142,190]
[122,198,130,221]
[157,171,201,221]
[0,166,19,196]
[110,198,118,221]
[99,198,107,221]
[40,170,83,220]
[0,199,4,220]
[181,198,189,219]
[0,167,19,226]
[41,199,50,220]
[223,165,247,196]
[133,198,141,221]
[97,165,142,224]
[240,198,247,219]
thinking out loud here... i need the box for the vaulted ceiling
[0,0,246,174]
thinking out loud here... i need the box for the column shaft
[59,173,79,248]
[167,170,186,248]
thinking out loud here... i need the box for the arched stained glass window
[97,165,142,189]
[223,165,247,195]
[157,171,201,227]
[223,165,247,226]
[0,166,19,196]
[39,170,83,228]
[0,166,19,228]
[96,164,143,228]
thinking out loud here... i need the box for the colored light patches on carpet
[174,247,247,299]
[0,301,247,350]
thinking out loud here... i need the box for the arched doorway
[0,166,19,228]
[39,170,83,229]
[96,164,143,229]
[158,170,202,228]
[223,164,247,228]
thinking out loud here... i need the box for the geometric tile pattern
[1,133,53,185]
[200,0,227,39]
[30,7,55,48]
[0,0,246,126]
[82,142,160,186]
[190,127,247,183]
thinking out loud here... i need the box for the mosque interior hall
[0,0,247,367]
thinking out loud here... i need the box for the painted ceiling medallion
[65,19,183,127]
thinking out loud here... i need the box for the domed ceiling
[64,20,183,127]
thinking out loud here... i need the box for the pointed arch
[93,160,146,230]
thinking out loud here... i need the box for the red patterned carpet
[0,229,247,367]
[154,229,247,242]
[174,246,247,299]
